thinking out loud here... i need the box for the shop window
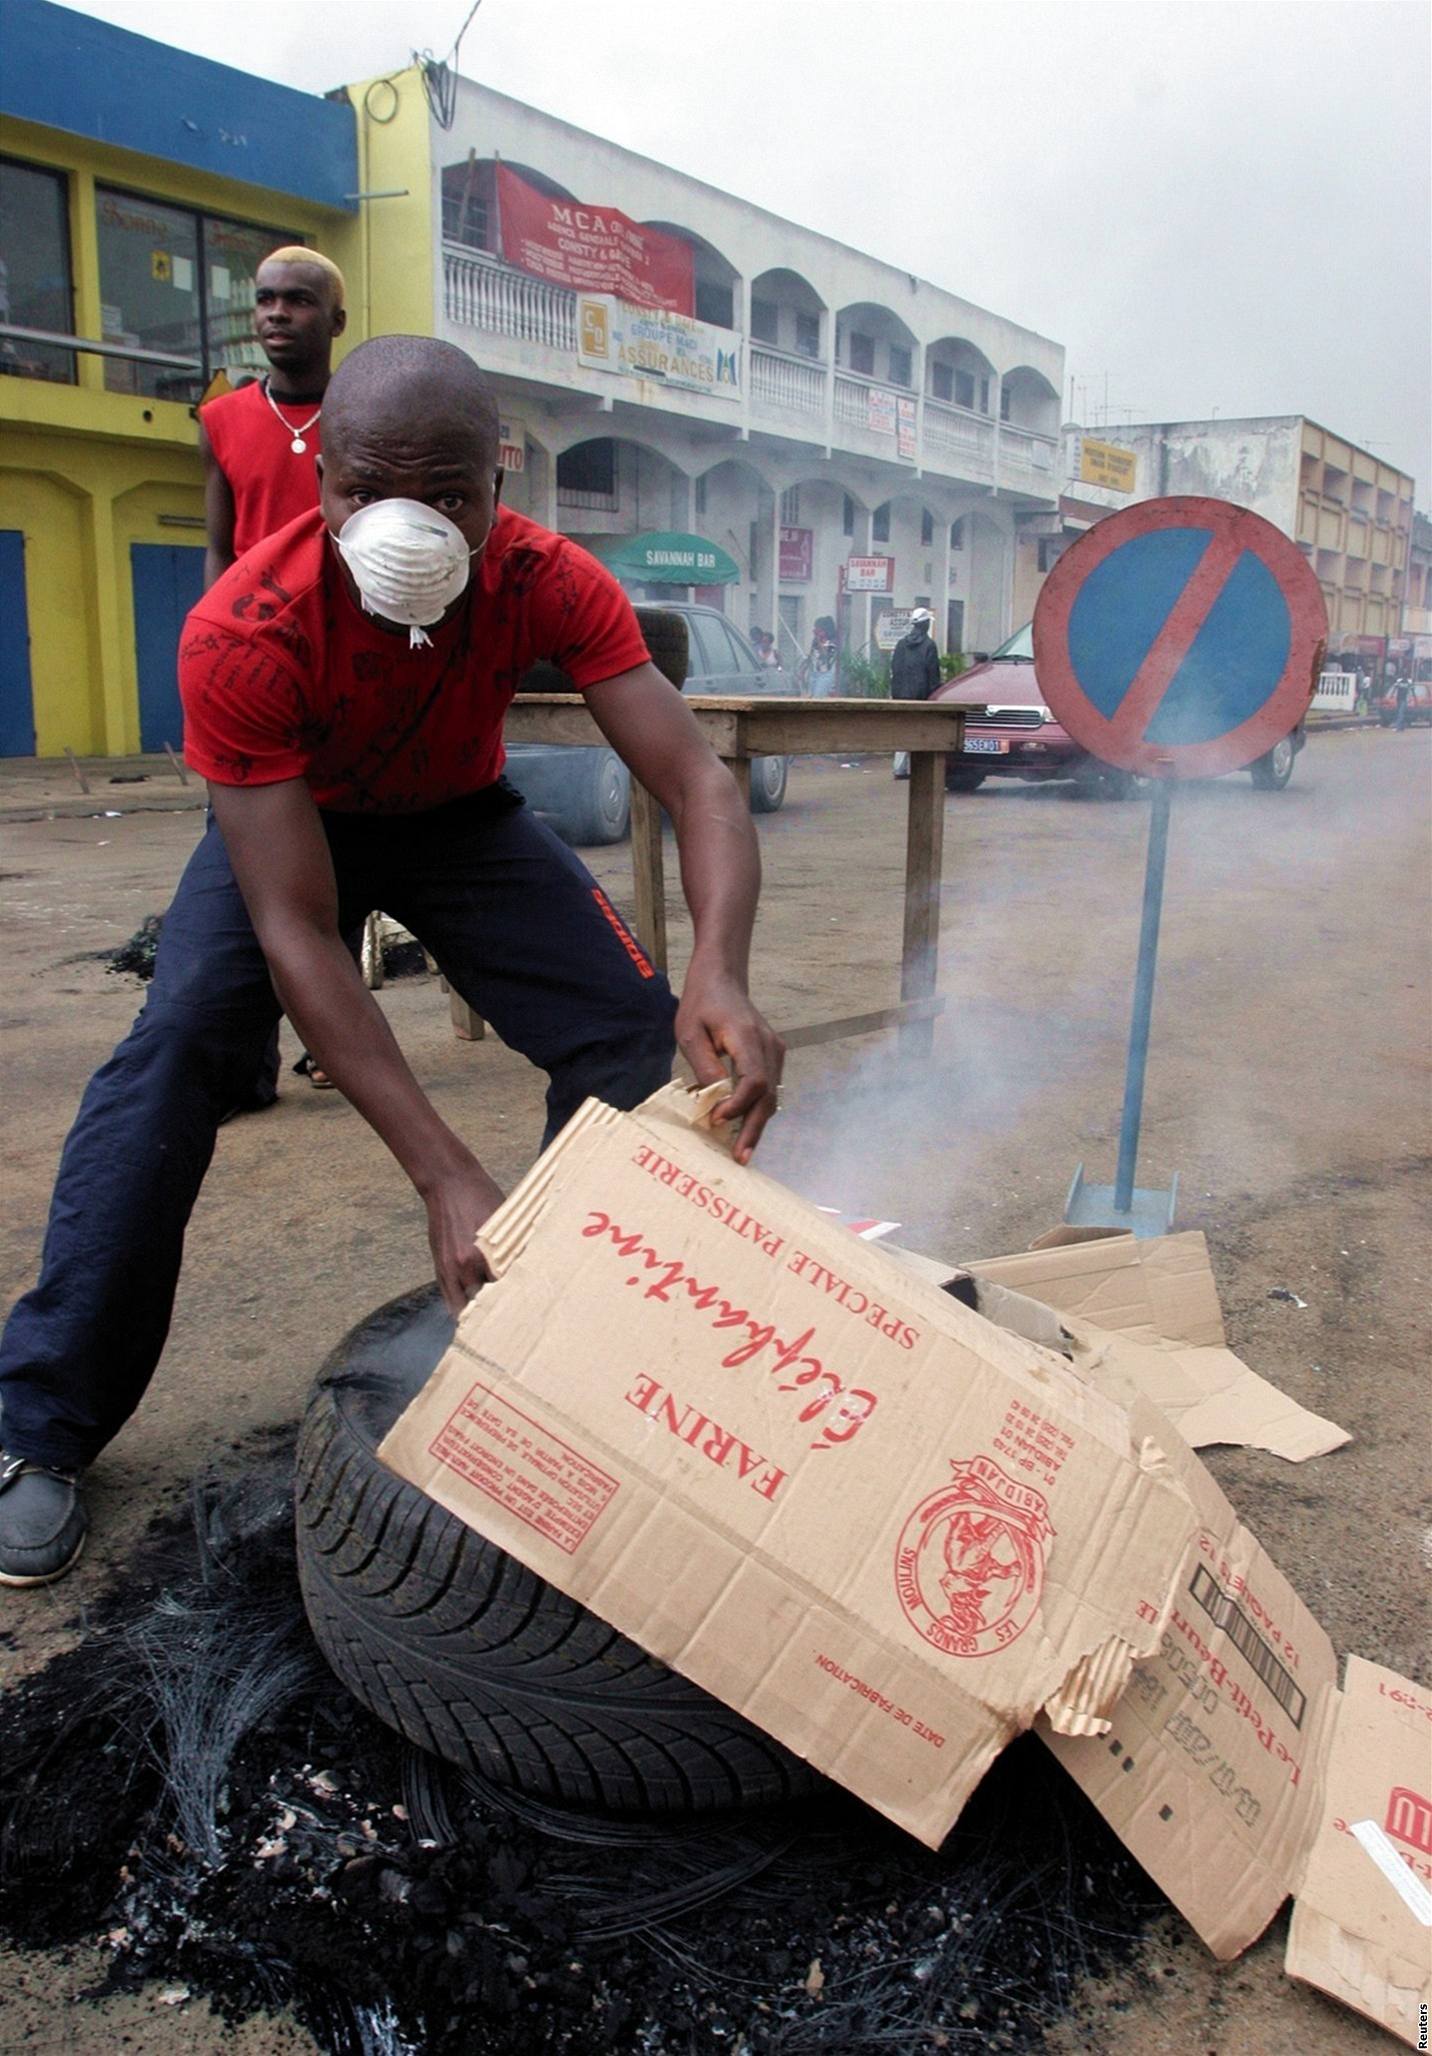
[750,296,778,345]
[921,509,934,546]
[872,503,891,544]
[842,494,856,537]
[695,279,734,328]
[795,310,820,358]
[97,189,201,400]
[95,187,300,403]
[888,342,912,389]
[930,360,953,403]
[441,160,492,251]
[0,156,75,383]
[204,214,304,381]
[954,368,975,410]
[556,439,616,496]
[847,330,875,376]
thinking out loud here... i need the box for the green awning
[595,531,740,585]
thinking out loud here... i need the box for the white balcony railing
[833,369,912,440]
[923,398,995,473]
[999,424,1059,474]
[441,248,1057,501]
[444,247,576,351]
[749,343,825,416]
[556,485,619,511]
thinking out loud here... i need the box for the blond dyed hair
[259,246,346,309]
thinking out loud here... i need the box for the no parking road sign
[1043,497,1328,1237]
[1034,497,1326,779]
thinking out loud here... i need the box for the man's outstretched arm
[209,778,499,1312]
[584,663,784,1162]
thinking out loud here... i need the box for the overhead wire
[417,0,484,129]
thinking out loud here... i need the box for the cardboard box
[379,1088,1425,2044]
[380,1085,1198,1847]
[1285,1659,1432,2046]
[965,1230,1350,1464]
[1040,1429,1431,2046]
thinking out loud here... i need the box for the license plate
[964,736,1006,755]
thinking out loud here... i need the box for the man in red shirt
[199,246,346,581]
[200,245,348,1103]
[0,336,784,1585]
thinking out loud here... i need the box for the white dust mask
[334,498,484,649]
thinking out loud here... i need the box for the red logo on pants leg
[591,888,653,979]
[894,1456,1053,1658]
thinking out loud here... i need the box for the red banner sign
[779,526,813,583]
[496,165,694,314]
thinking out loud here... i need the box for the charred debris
[1,1434,1163,2053]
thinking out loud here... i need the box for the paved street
[1,724,1427,2049]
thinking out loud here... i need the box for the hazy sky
[64,0,1432,488]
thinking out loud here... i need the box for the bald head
[318,336,504,566]
[323,335,500,468]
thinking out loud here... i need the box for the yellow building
[0,0,437,757]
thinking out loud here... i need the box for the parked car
[506,603,791,844]
[1374,680,1432,727]
[930,622,1307,795]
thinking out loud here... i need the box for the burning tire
[295,1285,819,1814]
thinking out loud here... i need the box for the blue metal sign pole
[1113,780,1172,1213]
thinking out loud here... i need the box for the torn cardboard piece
[966,1231,1350,1464]
[1285,1659,1432,2048]
[1038,1407,1342,1958]
[381,1085,1198,1848]
[1039,1421,1431,2047]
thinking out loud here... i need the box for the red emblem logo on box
[894,1456,1054,1658]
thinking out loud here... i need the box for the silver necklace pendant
[291,435,308,455]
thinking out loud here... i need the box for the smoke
[756,730,1428,1261]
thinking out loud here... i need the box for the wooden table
[504,696,968,1057]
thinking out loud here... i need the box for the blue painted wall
[2,0,357,212]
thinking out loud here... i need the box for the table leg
[899,750,947,1058]
[629,778,668,973]
[724,755,752,803]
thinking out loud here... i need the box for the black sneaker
[0,1453,87,1586]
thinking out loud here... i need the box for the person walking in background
[1392,672,1414,730]
[750,628,781,672]
[200,246,347,1100]
[801,615,839,698]
[890,607,941,779]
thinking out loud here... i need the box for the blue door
[131,543,205,752]
[0,530,36,756]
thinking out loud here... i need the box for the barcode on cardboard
[1189,1563,1307,1728]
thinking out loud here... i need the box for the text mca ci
[1033,497,1327,1236]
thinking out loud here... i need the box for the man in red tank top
[198,248,346,581]
[200,248,348,1100]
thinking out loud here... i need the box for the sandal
[293,1052,336,1091]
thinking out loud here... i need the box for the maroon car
[931,622,1305,794]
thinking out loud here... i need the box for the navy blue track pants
[0,785,677,1471]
